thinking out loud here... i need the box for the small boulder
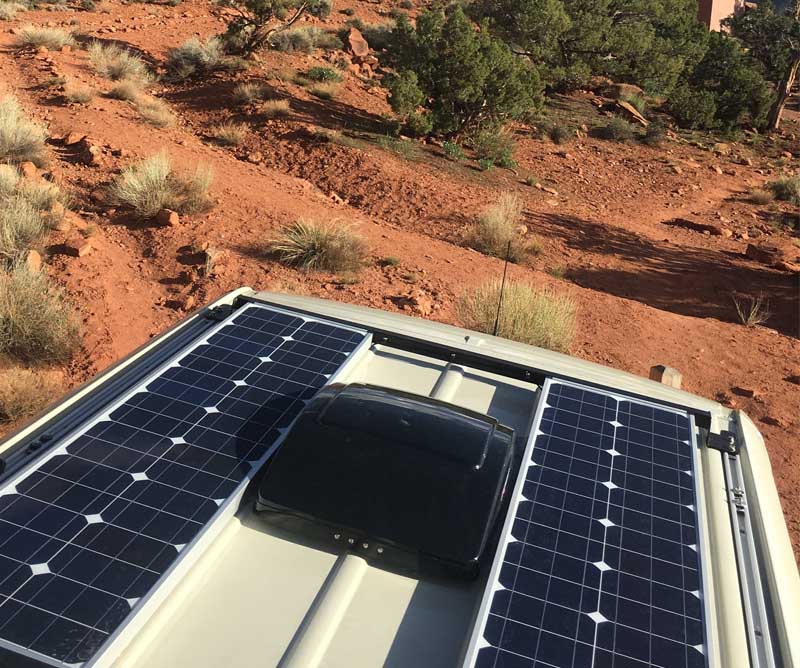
[602,83,643,99]
[348,27,370,59]
[745,243,786,266]
[64,235,92,257]
[155,208,180,226]
[18,162,39,179]
[246,151,263,164]
[64,131,86,146]
[649,365,682,390]
[25,250,42,272]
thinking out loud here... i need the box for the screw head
[333,533,341,540]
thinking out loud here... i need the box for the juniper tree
[220,0,332,55]
[386,5,543,136]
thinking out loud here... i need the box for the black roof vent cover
[256,383,516,578]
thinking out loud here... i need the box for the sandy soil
[1,0,799,559]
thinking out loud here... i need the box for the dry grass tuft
[0,95,48,166]
[16,25,75,49]
[89,41,151,82]
[261,98,291,118]
[108,79,142,101]
[0,263,80,362]
[64,85,95,104]
[0,165,63,260]
[458,280,577,353]
[211,122,247,146]
[135,97,176,128]
[748,188,773,205]
[308,82,339,100]
[733,292,771,327]
[465,193,533,262]
[233,82,270,105]
[167,36,223,79]
[269,219,366,272]
[107,152,213,219]
[0,367,62,423]
[0,2,27,20]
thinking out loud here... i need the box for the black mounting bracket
[706,430,739,455]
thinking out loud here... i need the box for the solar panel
[0,303,368,667]
[463,379,710,668]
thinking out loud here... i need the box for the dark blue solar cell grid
[0,305,365,666]
[470,381,707,668]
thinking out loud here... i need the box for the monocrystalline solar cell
[0,304,367,666]
[464,379,709,668]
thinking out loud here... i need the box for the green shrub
[457,279,577,353]
[386,5,542,135]
[472,127,517,168]
[0,95,48,166]
[269,220,367,272]
[442,141,465,161]
[669,32,774,131]
[167,37,223,79]
[108,153,213,219]
[600,117,635,142]
[305,66,341,82]
[548,123,573,145]
[643,119,667,146]
[767,176,800,205]
[478,158,494,171]
[0,263,80,363]
[268,27,341,53]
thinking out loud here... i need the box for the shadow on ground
[532,212,800,337]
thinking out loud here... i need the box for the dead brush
[211,122,247,146]
[108,80,142,102]
[64,85,95,105]
[0,95,48,166]
[107,152,213,219]
[89,42,152,83]
[457,280,577,353]
[260,99,291,119]
[268,219,366,272]
[0,367,62,423]
[135,97,176,128]
[733,292,771,327]
[465,193,533,263]
[0,262,80,362]
[0,164,63,260]
[15,25,75,49]
[233,82,270,105]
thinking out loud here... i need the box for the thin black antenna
[492,240,512,337]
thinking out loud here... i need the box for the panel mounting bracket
[706,429,739,455]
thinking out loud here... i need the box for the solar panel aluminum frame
[459,378,720,668]
[0,303,372,668]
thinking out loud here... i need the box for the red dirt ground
[1,0,799,560]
